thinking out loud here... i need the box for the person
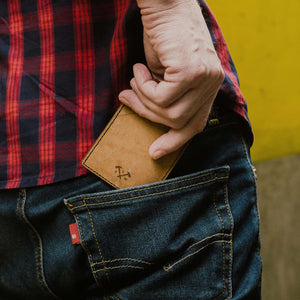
[0,0,262,299]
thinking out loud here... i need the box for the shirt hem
[0,167,90,190]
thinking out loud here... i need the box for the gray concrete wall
[256,154,300,299]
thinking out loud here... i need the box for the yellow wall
[207,0,300,162]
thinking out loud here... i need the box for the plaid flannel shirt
[0,0,251,189]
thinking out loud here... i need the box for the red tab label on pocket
[69,223,81,245]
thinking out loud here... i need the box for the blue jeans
[0,119,261,299]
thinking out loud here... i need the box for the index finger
[133,63,190,107]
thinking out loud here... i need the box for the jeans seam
[16,189,22,219]
[212,184,226,299]
[68,170,223,204]
[82,198,111,285]
[223,180,234,300]
[75,212,105,291]
[69,176,229,211]
[81,199,120,298]
[212,180,234,300]
[240,135,263,262]
[16,189,59,299]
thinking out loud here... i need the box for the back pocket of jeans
[64,166,233,299]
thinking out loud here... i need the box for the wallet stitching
[81,106,233,190]
[82,105,125,164]
[82,103,186,189]
[82,164,119,189]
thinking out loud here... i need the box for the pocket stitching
[185,232,231,253]
[75,212,105,289]
[82,198,111,285]
[212,185,227,299]
[16,189,59,299]
[76,211,122,299]
[72,172,233,298]
[91,258,153,267]
[67,168,228,205]
[223,179,234,300]
[163,239,231,272]
[69,176,229,211]
[239,133,262,270]
[156,180,232,299]
[94,265,145,274]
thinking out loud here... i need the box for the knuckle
[211,64,225,81]
[166,110,187,129]
[197,64,209,77]
[184,65,205,82]
[219,67,225,82]
[192,59,225,82]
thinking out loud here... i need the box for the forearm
[135,0,216,76]
[120,0,224,159]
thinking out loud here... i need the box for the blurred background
[206,0,300,299]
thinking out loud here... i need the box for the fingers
[132,63,190,107]
[119,89,171,126]
[130,79,205,129]
[120,76,214,130]
[120,69,212,130]
[119,87,211,160]
[149,102,212,159]
[118,62,220,160]
[120,85,201,130]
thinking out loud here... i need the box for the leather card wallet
[82,104,187,189]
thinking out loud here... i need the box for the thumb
[149,128,193,160]
[149,108,210,159]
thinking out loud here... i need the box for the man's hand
[119,0,224,159]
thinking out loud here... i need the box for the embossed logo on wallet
[115,166,131,181]
[81,105,186,189]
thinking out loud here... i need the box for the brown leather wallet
[82,105,187,189]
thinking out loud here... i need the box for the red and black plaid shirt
[0,0,251,189]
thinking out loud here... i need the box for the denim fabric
[0,121,261,299]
